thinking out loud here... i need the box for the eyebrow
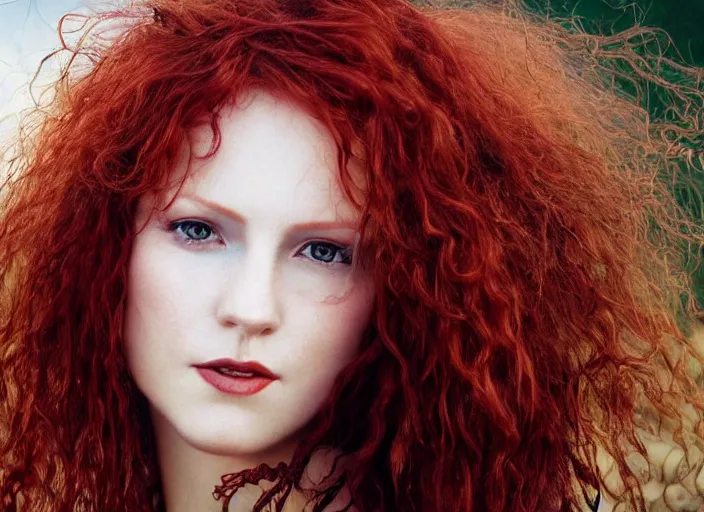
[178,193,360,232]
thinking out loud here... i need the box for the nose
[215,250,281,338]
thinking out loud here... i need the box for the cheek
[304,283,375,369]
[284,290,374,416]
[123,238,161,375]
[125,239,166,335]
[127,236,183,312]
[335,296,374,354]
[123,235,198,368]
[125,233,213,330]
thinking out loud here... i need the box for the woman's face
[123,90,374,462]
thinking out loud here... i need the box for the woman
[1,0,703,510]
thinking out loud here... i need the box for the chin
[176,417,299,463]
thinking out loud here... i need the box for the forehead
[177,90,361,224]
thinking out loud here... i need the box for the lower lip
[196,368,275,396]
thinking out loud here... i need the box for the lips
[193,358,279,396]
[195,358,278,378]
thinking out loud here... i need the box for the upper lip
[193,358,279,379]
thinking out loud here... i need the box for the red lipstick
[194,358,278,396]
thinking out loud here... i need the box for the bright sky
[0,0,122,140]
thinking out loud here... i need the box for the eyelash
[168,219,354,266]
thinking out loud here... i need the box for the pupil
[187,223,209,240]
[313,243,335,262]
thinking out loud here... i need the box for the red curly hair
[1,0,703,511]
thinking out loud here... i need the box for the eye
[170,220,219,244]
[298,241,353,265]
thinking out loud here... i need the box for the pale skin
[123,90,373,512]
[120,88,659,512]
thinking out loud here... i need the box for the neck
[151,411,298,512]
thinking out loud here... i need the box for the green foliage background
[539,0,704,67]
[527,0,704,312]
[416,0,704,311]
